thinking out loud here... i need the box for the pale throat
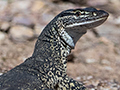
[60,30,75,48]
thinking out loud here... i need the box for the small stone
[101,59,110,65]
[104,66,113,71]
[10,1,31,13]
[9,25,34,42]
[34,24,44,37]
[92,80,100,87]
[0,1,8,13]
[41,13,54,23]
[76,77,81,80]
[114,16,120,25]
[0,31,6,41]
[86,84,95,89]
[87,76,93,80]
[0,21,10,32]
[86,58,96,64]
[12,15,34,27]
[31,1,46,12]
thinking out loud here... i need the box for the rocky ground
[0,0,120,90]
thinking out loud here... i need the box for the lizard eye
[76,12,81,17]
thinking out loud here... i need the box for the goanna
[0,7,109,90]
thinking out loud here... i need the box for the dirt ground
[0,0,120,89]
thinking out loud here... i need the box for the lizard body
[0,7,109,90]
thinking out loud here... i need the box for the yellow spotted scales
[0,7,109,90]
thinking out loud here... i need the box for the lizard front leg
[57,74,86,90]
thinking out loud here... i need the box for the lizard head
[55,7,109,49]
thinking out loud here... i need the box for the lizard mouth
[84,16,108,29]
[84,10,109,29]
[66,17,107,28]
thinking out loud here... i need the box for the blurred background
[0,0,120,89]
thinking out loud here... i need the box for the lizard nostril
[99,10,109,17]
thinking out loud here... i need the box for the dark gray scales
[0,7,109,90]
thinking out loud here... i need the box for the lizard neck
[32,21,71,70]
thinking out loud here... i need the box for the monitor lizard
[0,7,109,90]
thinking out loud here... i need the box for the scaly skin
[0,7,109,90]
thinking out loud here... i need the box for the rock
[114,16,120,25]
[10,1,31,13]
[12,15,34,28]
[0,1,11,21]
[0,32,6,41]
[31,1,46,12]
[104,66,113,71]
[0,1,8,13]
[101,59,110,65]
[86,84,95,89]
[87,76,93,80]
[34,24,44,37]
[40,13,54,24]
[9,25,34,42]
[75,77,81,80]
[0,21,10,32]
[86,58,97,64]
